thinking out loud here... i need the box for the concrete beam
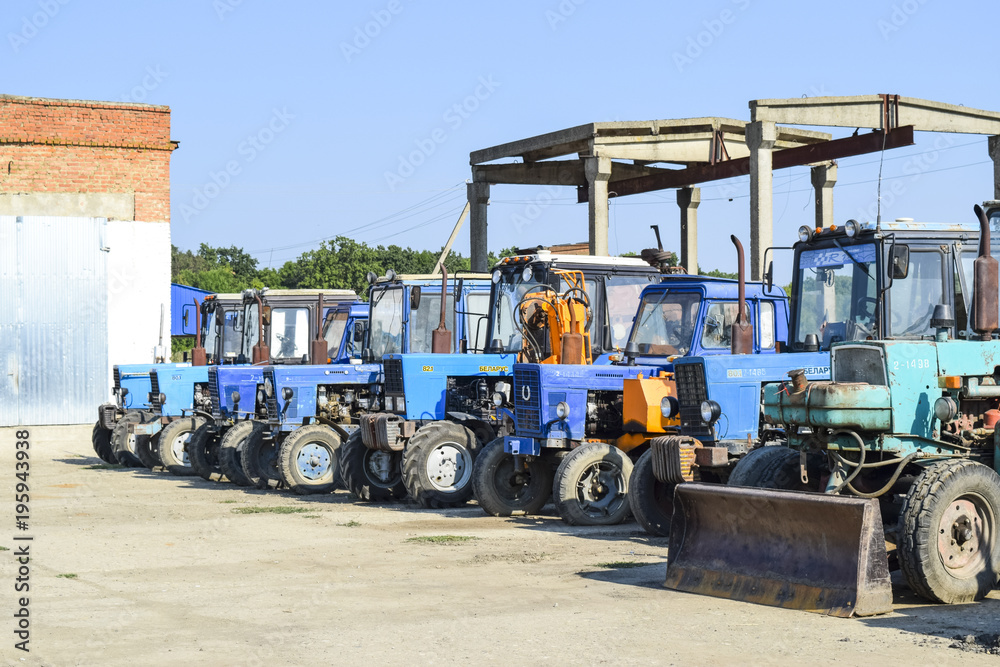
[747,121,777,281]
[677,187,700,274]
[471,160,674,187]
[752,95,1000,135]
[585,156,612,256]
[990,136,1000,200]
[468,181,490,273]
[811,163,837,229]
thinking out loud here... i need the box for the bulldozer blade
[664,484,893,617]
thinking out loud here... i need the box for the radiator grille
[113,366,121,392]
[514,366,541,436]
[384,358,405,395]
[675,363,711,438]
[208,367,222,417]
[149,371,162,414]
[264,369,279,421]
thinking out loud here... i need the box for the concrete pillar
[676,187,700,273]
[747,121,777,281]
[468,180,490,272]
[811,163,837,230]
[990,135,1000,199]
[584,155,612,256]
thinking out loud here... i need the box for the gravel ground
[1,425,999,666]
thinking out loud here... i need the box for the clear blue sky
[4,0,996,277]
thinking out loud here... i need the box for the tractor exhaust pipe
[730,235,753,355]
[432,267,452,353]
[973,204,998,340]
[252,292,270,364]
[191,298,207,366]
[311,293,327,364]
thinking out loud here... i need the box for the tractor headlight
[395,396,406,412]
[491,269,502,284]
[700,400,722,424]
[934,396,958,422]
[281,387,293,402]
[492,391,505,407]
[661,396,679,419]
[158,393,167,405]
[798,225,813,243]
[263,378,273,398]
[230,390,241,406]
[555,401,570,419]
[844,219,860,238]
[522,266,533,281]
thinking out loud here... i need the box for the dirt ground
[1,425,999,666]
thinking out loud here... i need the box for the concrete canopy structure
[469,95,1000,280]
[468,118,830,273]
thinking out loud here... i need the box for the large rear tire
[553,442,633,526]
[110,411,147,468]
[92,422,116,464]
[402,422,481,508]
[728,445,793,487]
[188,423,224,482]
[628,449,674,537]
[277,424,343,495]
[339,429,405,502]
[218,420,261,487]
[472,437,552,516]
[241,427,281,489]
[743,445,823,491]
[157,417,206,476]
[898,459,1000,604]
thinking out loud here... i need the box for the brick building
[0,95,177,425]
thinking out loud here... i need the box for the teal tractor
[664,203,1000,616]
[344,252,664,508]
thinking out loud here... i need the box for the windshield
[700,301,752,350]
[489,268,546,353]
[201,310,219,363]
[794,243,878,348]
[465,292,491,352]
[890,250,945,337]
[220,308,244,359]
[606,275,656,349]
[323,310,349,358]
[370,287,404,359]
[628,290,702,356]
[411,292,456,353]
[270,307,310,360]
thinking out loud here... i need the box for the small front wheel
[627,449,674,537]
[157,417,206,476]
[278,424,343,495]
[553,442,633,526]
[472,437,552,517]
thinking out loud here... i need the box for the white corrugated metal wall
[0,216,169,426]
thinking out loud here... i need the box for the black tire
[92,422,116,464]
[277,424,343,495]
[110,411,147,468]
[402,421,481,508]
[134,422,162,470]
[741,445,823,491]
[241,427,281,489]
[157,417,206,476]
[339,429,405,502]
[728,446,794,487]
[218,420,261,487]
[553,442,633,526]
[628,449,675,537]
[472,437,552,516]
[188,423,224,482]
[898,459,1000,604]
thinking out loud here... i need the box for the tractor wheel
[628,449,675,537]
[898,459,1000,604]
[401,421,480,508]
[218,420,261,487]
[110,411,147,468]
[741,446,823,491]
[157,417,206,476]
[339,429,405,502]
[728,445,794,487]
[553,442,633,526]
[277,424,343,495]
[472,437,552,516]
[241,427,281,489]
[188,423,224,482]
[134,418,162,470]
[91,422,116,464]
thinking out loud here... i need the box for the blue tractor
[346,252,665,508]
[186,299,370,485]
[93,292,246,466]
[134,288,356,475]
[474,243,793,525]
[250,272,492,494]
[631,215,987,536]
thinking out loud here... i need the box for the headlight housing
[492,391,505,407]
[555,401,570,419]
[797,225,813,243]
[660,396,679,419]
[844,219,860,238]
[281,387,293,402]
[230,390,241,405]
[263,378,273,398]
[700,400,722,424]
[934,396,958,422]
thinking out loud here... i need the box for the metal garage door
[0,216,109,426]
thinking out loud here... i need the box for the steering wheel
[560,287,593,331]
[856,296,878,319]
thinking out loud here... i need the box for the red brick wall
[0,95,176,223]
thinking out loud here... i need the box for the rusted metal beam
[578,126,915,202]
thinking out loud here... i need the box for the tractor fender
[445,412,496,444]
[312,415,352,442]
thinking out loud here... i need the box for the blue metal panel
[151,366,209,417]
[387,353,514,421]
[171,283,213,336]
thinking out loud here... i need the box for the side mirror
[353,321,367,343]
[891,244,910,279]
[410,286,422,310]
[764,261,774,292]
[181,304,198,335]
[232,313,243,332]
